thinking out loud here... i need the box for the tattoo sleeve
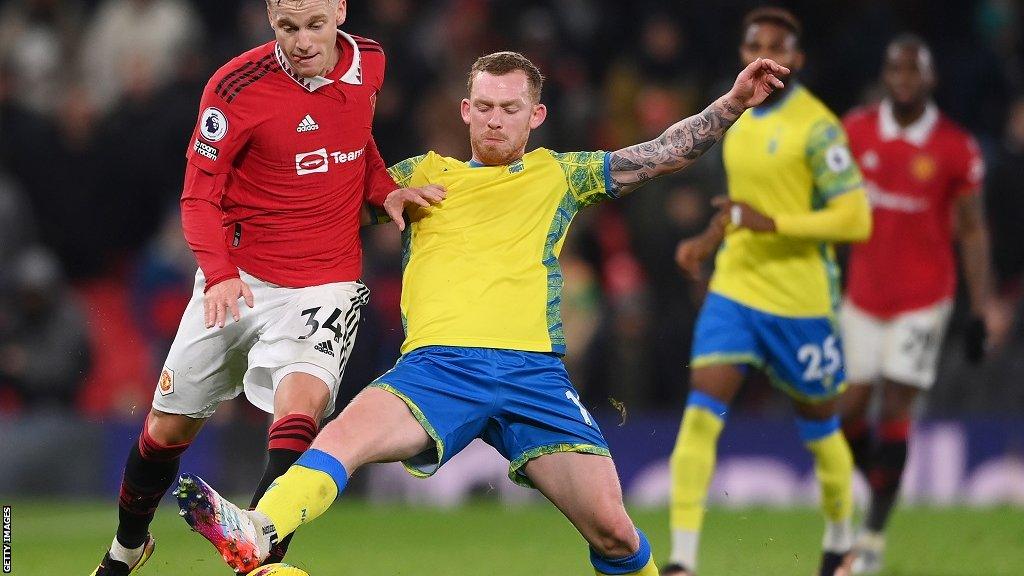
[608,95,744,195]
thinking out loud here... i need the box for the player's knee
[589,515,640,558]
[275,373,331,420]
[146,409,203,446]
[313,417,374,473]
[840,387,872,421]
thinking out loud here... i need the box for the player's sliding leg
[91,411,203,576]
[525,451,659,576]
[665,365,743,575]
[852,380,918,574]
[248,372,329,564]
[793,399,855,576]
[178,387,430,573]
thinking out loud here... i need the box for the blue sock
[294,448,349,493]
[590,529,652,574]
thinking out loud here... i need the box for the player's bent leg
[93,410,204,576]
[525,451,658,575]
[793,399,855,576]
[178,386,433,572]
[256,387,430,532]
[251,372,332,564]
[667,364,743,574]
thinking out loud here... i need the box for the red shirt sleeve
[952,134,985,197]
[180,163,238,290]
[363,136,398,206]
[185,75,254,175]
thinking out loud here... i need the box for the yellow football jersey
[710,85,865,317]
[387,147,614,354]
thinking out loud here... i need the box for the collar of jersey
[275,29,362,92]
[878,98,938,146]
[750,83,800,117]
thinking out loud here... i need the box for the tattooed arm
[609,58,789,196]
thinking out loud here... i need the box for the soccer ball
[246,564,310,576]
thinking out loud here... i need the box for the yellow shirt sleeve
[773,118,871,242]
[388,154,429,187]
[774,189,872,242]
[548,150,616,208]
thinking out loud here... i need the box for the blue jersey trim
[795,415,840,442]
[542,192,580,353]
[602,151,619,198]
[295,448,349,493]
[590,529,651,574]
[687,390,730,419]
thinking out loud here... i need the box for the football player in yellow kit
[174,50,787,575]
[663,8,871,576]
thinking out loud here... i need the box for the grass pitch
[8,500,1023,575]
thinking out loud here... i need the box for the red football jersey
[844,101,984,317]
[181,31,397,289]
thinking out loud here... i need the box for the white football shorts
[151,268,369,418]
[840,298,953,389]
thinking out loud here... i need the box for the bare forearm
[609,94,744,195]
[960,227,994,314]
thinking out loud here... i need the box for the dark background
[1,0,1022,427]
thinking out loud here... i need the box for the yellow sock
[805,430,854,522]
[669,403,726,532]
[255,449,347,537]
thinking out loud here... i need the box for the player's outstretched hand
[204,277,255,329]
[727,57,789,109]
[384,184,447,231]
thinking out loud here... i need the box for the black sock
[842,417,873,474]
[250,447,304,507]
[251,414,318,562]
[865,420,909,532]
[116,428,189,549]
[251,447,303,562]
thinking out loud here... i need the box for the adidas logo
[314,340,335,357]
[297,114,319,133]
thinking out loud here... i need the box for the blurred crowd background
[1,0,1023,432]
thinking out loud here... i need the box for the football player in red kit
[840,35,996,574]
[88,1,442,574]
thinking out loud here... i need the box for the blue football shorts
[691,292,847,402]
[369,346,610,488]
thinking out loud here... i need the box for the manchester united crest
[158,367,174,396]
[911,154,936,182]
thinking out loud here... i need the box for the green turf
[7,500,1023,575]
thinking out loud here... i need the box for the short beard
[473,140,519,166]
